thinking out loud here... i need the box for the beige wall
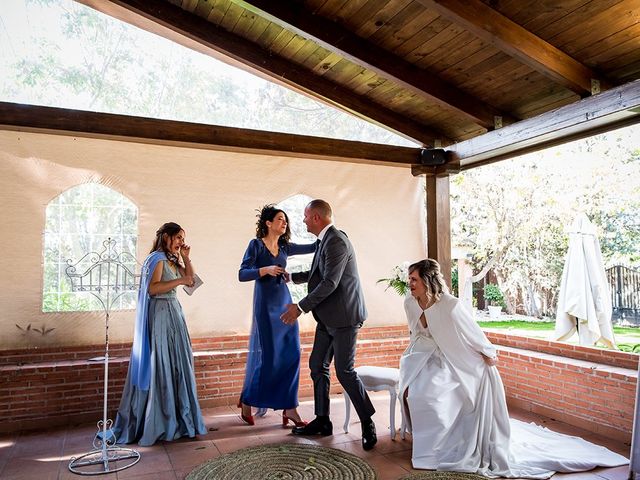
[1,130,425,350]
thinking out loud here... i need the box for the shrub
[484,283,506,307]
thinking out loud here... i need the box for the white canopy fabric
[554,213,616,348]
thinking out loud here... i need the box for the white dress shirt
[297,223,333,314]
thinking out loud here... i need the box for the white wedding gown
[399,294,628,479]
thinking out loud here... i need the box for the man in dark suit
[281,199,377,450]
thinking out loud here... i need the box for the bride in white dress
[399,259,628,479]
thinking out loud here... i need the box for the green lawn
[478,319,640,352]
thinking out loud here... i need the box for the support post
[425,174,452,289]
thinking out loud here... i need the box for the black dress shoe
[291,417,333,436]
[362,419,377,451]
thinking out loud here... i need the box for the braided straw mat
[186,443,377,479]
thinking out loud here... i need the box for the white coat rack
[65,238,141,475]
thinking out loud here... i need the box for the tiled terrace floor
[0,392,631,480]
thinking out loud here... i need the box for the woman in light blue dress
[112,222,207,446]
[238,205,316,427]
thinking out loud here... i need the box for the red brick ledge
[497,345,635,443]
[487,331,639,370]
[2,326,635,370]
[0,335,406,433]
[0,325,411,366]
[1,326,636,441]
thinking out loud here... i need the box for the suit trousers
[309,322,375,420]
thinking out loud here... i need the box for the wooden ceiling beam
[416,0,605,96]
[77,0,443,146]
[0,102,421,166]
[232,0,513,129]
[447,79,640,168]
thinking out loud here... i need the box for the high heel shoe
[237,399,255,426]
[282,411,307,428]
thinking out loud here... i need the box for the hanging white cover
[555,213,616,348]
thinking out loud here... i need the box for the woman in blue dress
[238,205,316,427]
[112,222,207,446]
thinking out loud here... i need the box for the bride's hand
[482,354,497,366]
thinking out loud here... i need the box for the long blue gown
[113,259,207,446]
[238,238,316,409]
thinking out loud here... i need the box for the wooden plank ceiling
[56,0,640,167]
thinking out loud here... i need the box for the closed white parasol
[554,213,616,348]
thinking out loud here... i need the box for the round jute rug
[186,443,377,480]
[399,471,487,480]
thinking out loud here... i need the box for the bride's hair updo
[150,222,183,266]
[255,204,291,244]
[409,258,448,303]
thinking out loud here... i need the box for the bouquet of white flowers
[377,261,410,296]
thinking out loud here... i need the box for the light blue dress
[113,260,206,446]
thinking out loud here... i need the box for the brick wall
[487,331,638,369]
[1,326,636,442]
[488,334,637,442]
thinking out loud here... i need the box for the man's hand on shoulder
[281,303,302,325]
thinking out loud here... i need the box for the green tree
[1,0,414,146]
[451,126,640,317]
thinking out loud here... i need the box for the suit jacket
[293,226,367,328]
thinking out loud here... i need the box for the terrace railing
[606,264,640,326]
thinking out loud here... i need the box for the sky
[0,0,272,90]
[0,0,418,146]
[1,0,639,156]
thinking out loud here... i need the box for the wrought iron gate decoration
[606,264,640,326]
